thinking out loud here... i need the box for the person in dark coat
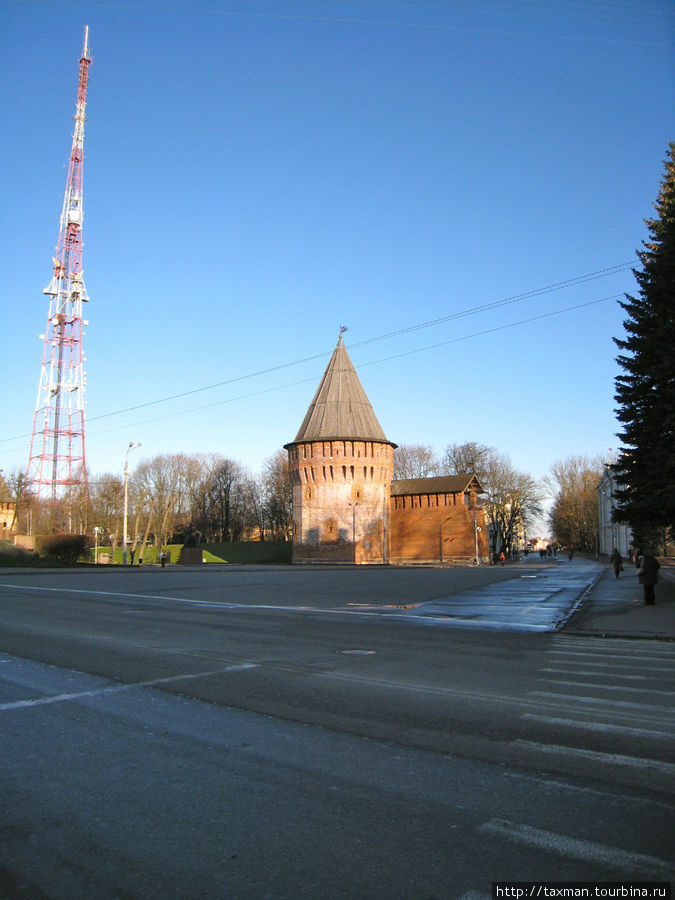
[610,548,623,579]
[637,551,660,605]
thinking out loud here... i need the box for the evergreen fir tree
[613,142,675,546]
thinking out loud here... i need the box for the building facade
[597,466,632,557]
[286,336,488,564]
[0,501,16,536]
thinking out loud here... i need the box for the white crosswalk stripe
[477,818,674,879]
[517,634,675,791]
[511,740,675,779]
[520,713,674,741]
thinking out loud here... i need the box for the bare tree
[89,473,124,559]
[206,458,247,542]
[245,475,267,542]
[545,455,603,552]
[1,469,32,533]
[444,444,542,555]
[134,492,155,564]
[393,444,441,480]
[259,449,292,540]
[134,454,185,555]
[0,471,9,502]
[442,441,492,476]
[125,453,254,549]
[176,453,215,528]
[481,452,542,555]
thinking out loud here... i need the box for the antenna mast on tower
[26,27,92,521]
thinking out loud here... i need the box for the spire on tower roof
[289,335,395,445]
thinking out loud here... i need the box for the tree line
[0,450,292,555]
[2,444,607,557]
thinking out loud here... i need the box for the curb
[556,566,607,632]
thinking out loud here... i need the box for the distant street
[0,561,673,898]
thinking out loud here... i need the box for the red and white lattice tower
[26,27,92,506]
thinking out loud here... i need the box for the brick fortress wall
[288,439,394,564]
[389,489,489,564]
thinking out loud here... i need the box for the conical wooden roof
[288,336,394,445]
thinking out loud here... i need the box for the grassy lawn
[0,539,291,567]
[202,542,292,565]
[91,542,292,566]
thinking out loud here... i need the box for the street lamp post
[123,442,141,566]
[93,526,99,564]
[348,501,359,563]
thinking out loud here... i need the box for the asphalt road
[0,564,673,898]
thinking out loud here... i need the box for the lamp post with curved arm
[123,442,141,566]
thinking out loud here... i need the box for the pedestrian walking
[637,551,660,605]
[499,551,505,566]
[610,547,623,579]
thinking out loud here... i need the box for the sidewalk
[564,559,675,640]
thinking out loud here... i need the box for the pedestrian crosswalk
[515,634,675,791]
[456,635,675,893]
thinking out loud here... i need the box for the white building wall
[597,468,632,557]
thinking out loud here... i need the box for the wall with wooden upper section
[389,489,489,563]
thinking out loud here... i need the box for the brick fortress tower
[285,335,397,564]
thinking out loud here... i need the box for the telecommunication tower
[26,27,92,512]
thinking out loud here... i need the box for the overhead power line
[0,264,633,449]
[349,263,632,349]
[84,262,638,424]
[82,293,623,440]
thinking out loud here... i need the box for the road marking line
[511,740,675,779]
[520,713,675,741]
[542,679,674,696]
[0,663,258,712]
[552,636,673,647]
[541,668,647,679]
[548,648,675,662]
[530,690,673,712]
[542,660,673,672]
[0,583,388,617]
[477,818,674,878]
[0,583,197,604]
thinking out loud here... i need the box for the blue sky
[1,0,673,488]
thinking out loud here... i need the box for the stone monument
[178,523,203,565]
